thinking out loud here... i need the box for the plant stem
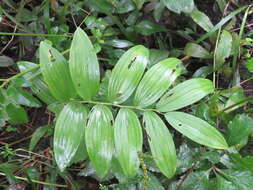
[0,172,68,188]
[0,65,40,89]
[0,32,71,38]
[78,100,160,113]
[219,95,253,113]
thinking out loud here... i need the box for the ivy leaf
[184,43,212,59]
[227,114,253,146]
[114,108,143,177]
[54,102,88,171]
[7,88,41,108]
[69,27,100,100]
[135,20,166,36]
[86,105,114,177]
[39,41,76,102]
[29,125,52,151]
[108,45,149,104]
[165,112,228,149]
[143,111,176,178]
[134,58,182,108]
[162,0,194,14]
[215,30,232,69]
[157,78,214,112]
[190,9,214,32]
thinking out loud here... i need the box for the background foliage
[0,0,253,189]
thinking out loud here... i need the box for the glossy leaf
[157,78,214,112]
[184,43,211,59]
[54,102,88,171]
[217,175,236,190]
[39,41,76,102]
[114,108,143,177]
[143,112,176,178]
[69,27,100,100]
[29,125,52,151]
[162,0,194,14]
[86,105,114,177]
[190,9,214,32]
[215,30,232,69]
[227,114,253,146]
[5,103,28,124]
[135,20,166,36]
[108,45,149,104]
[105,39,134,48]
[165,112,228,149]
[7,88,41,108]
[134,58,182,108]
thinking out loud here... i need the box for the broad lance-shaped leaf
[7,88,41,108]
[184,43,211,59]
[114,108,143,177]
[215,30,232,69]
[86,105,114,177]
[189,9,214,32]
[108,45,149,104]
[157,78,214,112]
[134,58,182,108]
[143,112,176,178]
[165,112,228,149]
[54,102,88,171]
[39,41,76,102]
[162,0,194,14]
[69,27,100,100]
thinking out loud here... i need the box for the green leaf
[132,0,145,10]
[134,58,182,108]
[224,88,246,113]
[114,108,143,177]
[222,169,253,190]
[215,30,232,69]
[0,56,15,67]
[105,39,134,48]
[189,9,214,32]
[135,20,166,36]
[184,43,211,59]
[86,105,114,177]
[39,41,76,102]
[138,173,165,190]
[162,0,194,14]
[108,45,149,104]
[179,171,210,190]
[192,66,213,78]
[69,137,88,165]
[7,88,41,108]
[54,102,88,171]
[245,58,253,72]
[17,61,57,104]
[69,27,100,100]
[143,112,176,178]
[29,125,52,151]
[148,49,169,68]
[157,78,214,112]
[217,175,237,190]
[227,114,253,146]
[165,112,228,149]
[5,103,28,124]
